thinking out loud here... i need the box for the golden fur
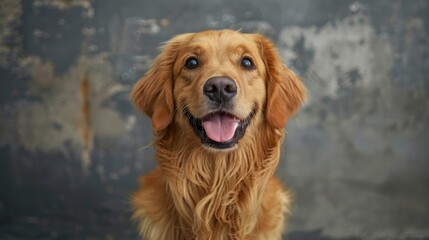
[131,30,306,240]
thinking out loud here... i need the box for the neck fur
[154,123,284,239]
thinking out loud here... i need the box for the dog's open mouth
[184,108,256,149]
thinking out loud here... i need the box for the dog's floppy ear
[131,33,192,131]
[253,34,306,129]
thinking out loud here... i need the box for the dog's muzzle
[182,77,256,150]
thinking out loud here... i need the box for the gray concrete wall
[0,0,428,239]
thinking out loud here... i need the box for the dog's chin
[183,107,256,151]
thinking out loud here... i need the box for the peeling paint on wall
[280,14,376,100]
[278,11,429,239]
[0,54,131,171]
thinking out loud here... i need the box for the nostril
[204,84,217,93]
[224,83,237,93]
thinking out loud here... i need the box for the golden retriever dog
[131,29,306,240]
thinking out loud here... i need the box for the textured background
[1,0,428,239]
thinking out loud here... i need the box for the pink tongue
[202,113,239,143]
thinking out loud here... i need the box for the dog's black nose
[203,77,237,103]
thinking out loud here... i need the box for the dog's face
[173,31,267,150]
[132,30,305,151]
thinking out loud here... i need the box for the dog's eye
[241,57,255,70]
[185,57,199,69]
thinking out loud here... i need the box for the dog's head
[132,30,305,150]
